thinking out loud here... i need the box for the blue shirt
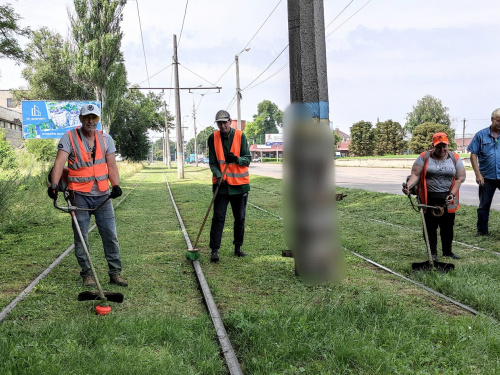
[467,127,500,179]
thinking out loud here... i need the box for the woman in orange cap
[402,132,466,260]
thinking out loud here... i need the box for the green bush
[0,129,16,169]
[25,139,57,162]
[262,157,282,163]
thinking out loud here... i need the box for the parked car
[203,157,209,163]
[199,157,205,163]
[252,157,262,162]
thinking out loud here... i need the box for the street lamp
[235,48,250,131]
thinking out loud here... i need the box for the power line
[246,62,289,91]
[135,64,173,86]
[325,0,354,30]
[211,0,283,86]
[326,0,374,38]
[241,45,289,91]
[177,0,189,48]
[179,63,217,86]
[135,0,150,87]
[243,0,283,50]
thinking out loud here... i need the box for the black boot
[234,246,246,257]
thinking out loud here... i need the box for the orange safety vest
[212,130,249,185]
[67,128,109,193]
[417,150,460,213]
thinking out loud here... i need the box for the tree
[12,27,93,101]
[408,122,457,154]
[405,95,451,135]
[333,130,341,148]
[69,0,127,132]
[374,120,407,156]
[0,3,31,64]
[244,100,283,143]
[185,138,195,156]
[349,121,375,156]
[196,126,215,156]
[110,89,167,161]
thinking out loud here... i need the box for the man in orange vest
[208,110,251,262]
[48,104,127,287]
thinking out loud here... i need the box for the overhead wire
[240,0,371,91]
[136,64,173,86]
[135,0,150,87]
[326,0,374,38]
[178,63,217,86]
[241,45,289,91]
[325,0,354,30]
[177,0,189,48]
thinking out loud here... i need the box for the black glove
[216,177,226,186]
[47,182,59,200]
[225,152,238,164]
[110,185,122,199]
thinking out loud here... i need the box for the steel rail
[249,202,492,319]
[0,173,147,324]
[368,218,500,256]
[162,171,243,375]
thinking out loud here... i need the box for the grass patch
[2,163,500,373]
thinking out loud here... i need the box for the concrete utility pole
[193,100,198,167]
[286,0,341,283]
[235,48,250,131]
[164,101,171,168]
[173,34,184,179]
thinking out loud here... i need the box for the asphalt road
[249,162,500,211]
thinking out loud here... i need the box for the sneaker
[474,232,488,237]
[109,274,128,287]
[234,250,247,257]
[210,252,219,263]
[83,275,96,287]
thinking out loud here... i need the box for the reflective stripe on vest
[67,128,109,193]
[417,150,460,213]
[212,130,249,185]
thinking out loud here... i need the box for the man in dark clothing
[207,110,251,262]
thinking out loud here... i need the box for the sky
[1,0,499,142]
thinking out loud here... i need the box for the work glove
[47,182,59,200]
[110,185,122,199]
[225,152,238,164]
[217,177,226,187]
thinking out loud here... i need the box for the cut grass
[1,163,500,374]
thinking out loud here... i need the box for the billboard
[265,133,283,146]
[22,100,102,139]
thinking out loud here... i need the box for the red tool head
[95,305,112,315]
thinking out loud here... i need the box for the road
[248,163,500,210]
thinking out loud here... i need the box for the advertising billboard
[265,133,283,146]
[22,100,102,139]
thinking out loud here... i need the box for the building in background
[0,90,23,147]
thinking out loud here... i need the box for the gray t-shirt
[414,152,464,193]
[57,130,116,196]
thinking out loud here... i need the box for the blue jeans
[477,179,500,234]
[72,193,122,277]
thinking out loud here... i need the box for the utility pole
[193,100,198,167]
[286,0,340,283]
[462,118,466,153]
[173,34,184,179]
[164,101,171,168]
[235,48,250,131]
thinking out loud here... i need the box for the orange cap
[432,132,449,146]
